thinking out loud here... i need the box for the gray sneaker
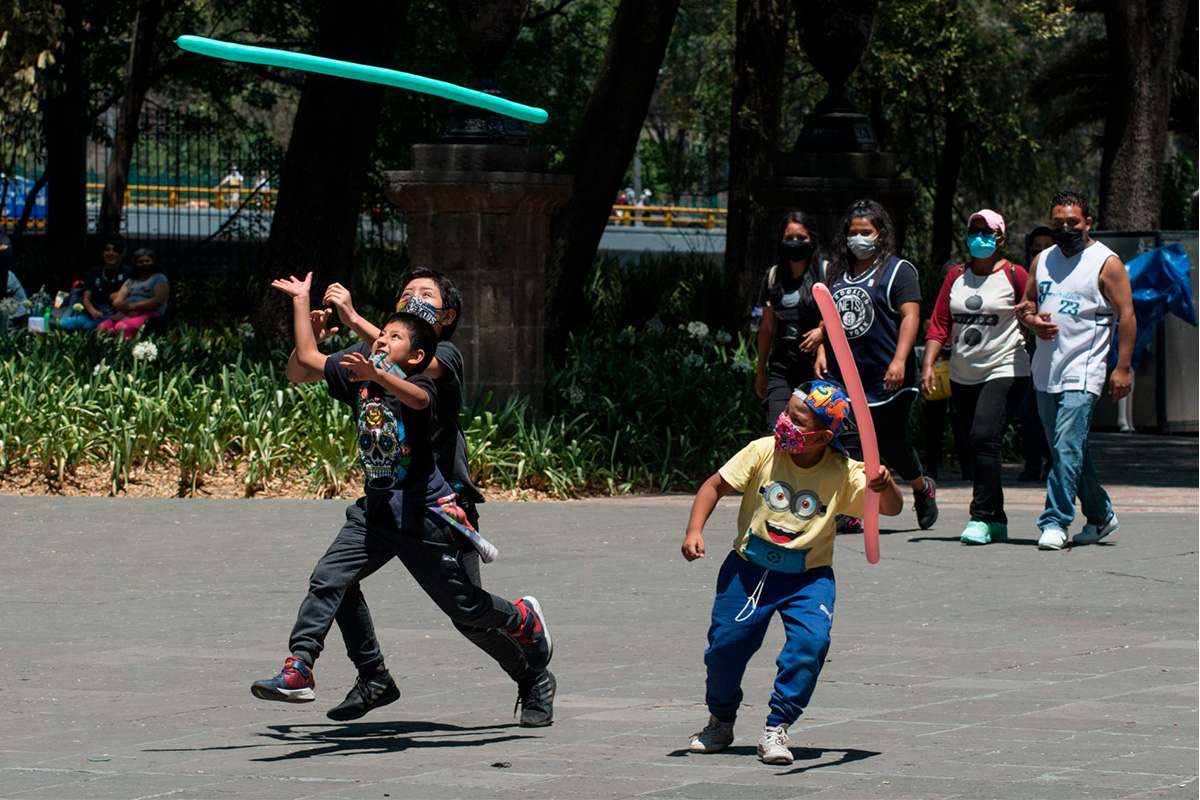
[1073,513,1119,545]
[688,715,735,753]
[757,723,793,765]
[515,669,555,728]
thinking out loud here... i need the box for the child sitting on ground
[251,272,552,725]
[681,380,902,765]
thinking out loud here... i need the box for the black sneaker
[835,514,863,534]
[326,670,400,721]
[914,477,938,530]
[515,669,555,728]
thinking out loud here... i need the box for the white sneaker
[1073,513,1119,545]
[757,723,793,765]
[1038,525,1068,550]
[688,715,735,753]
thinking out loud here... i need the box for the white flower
[132,341,158,362]
[683,353,704,368]
[730,360,754,373]
[715,330,732,345]
[0,297,20,316]
[562,384,586,406]
[686,321,710,339]
[92,363,105,376]
[238,322,255,340]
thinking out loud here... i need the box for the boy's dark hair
[99,232,126,255]
[1050,189,1090,219]
[385,311,438,373]
[1029,225,1053,239]
[824,198,897,287]
[399,268,462,341]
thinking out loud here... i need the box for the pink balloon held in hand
[812,282,881,564]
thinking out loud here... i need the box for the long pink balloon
[812,282,881,564]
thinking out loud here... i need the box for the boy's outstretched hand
[271,272,312,299]
[867,465,893,494]
[310,309,339,344]
[681,530,706,561]
[339,351,377,383]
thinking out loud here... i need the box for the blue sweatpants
[704,551,835,727]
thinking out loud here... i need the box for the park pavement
[0,433,1196,799]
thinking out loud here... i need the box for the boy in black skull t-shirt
[251,272,554,726]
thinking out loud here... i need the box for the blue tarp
[1113,243,1197,370]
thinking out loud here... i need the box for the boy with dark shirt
[60,234,133,332]
[253,272,554,726]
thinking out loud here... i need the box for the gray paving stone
[1,439,1196,799]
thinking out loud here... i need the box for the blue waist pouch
[740,533,810,574]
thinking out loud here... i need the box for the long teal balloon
[175,35,549,125]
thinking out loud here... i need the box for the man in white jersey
[1016,189,1135,551]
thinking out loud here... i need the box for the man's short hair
[1050,189,1090,219]
[384,311,438,373]
[400,268,462,341]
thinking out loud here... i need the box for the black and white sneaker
[326,670,400,721]
[515,669,555,728]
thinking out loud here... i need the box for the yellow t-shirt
[718,437,867,572]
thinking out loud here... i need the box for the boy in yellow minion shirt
[681,380,902,765]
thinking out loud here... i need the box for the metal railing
[608,205,727,229]
[83,181,279,211]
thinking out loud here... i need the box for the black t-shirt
[759,263,823,375]
[323,356,448,530]
[334,340,482,504]
[84,264,132,313]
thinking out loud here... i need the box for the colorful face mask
[967,232,998,258]
[773,412,824,453]
[401,296,440,326]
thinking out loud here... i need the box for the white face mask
[847,234,878,260]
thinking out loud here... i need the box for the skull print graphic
[356,387,413,486]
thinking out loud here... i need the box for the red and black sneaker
[251,655,316,703]
[510,596,553,672]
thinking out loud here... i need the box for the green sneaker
[959,520,991,545]
[988,522,1009,542]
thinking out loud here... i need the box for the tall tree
[252,0,414,341]
[542,0,682,354]
[42,0,90,288]
[98,0,175,234]
[1099,0,1189,229]
[721,0,790,326]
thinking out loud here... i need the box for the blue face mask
[967,232,998,259]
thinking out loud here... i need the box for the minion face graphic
[759,481,828,543]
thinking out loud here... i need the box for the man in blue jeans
[1017,190,1135,550]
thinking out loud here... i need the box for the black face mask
[779,239,815,263]
[1051,225,1085,251]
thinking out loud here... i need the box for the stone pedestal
[757,151,917,253]
[385,144,571,404]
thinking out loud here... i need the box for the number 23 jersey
[1031,240,1118,397]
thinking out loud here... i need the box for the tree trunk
[542,0,682,355]
[43,0,89,290]
[99,1,169,234]
[721,0,790,329]
[930,109,965,269]
[1099,0,1189,230]
[253,0,413,342]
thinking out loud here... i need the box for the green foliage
[0,313,761,498]
[585,251,725,332]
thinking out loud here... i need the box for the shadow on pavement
[665,745,879,774]
[145,720,533,762]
